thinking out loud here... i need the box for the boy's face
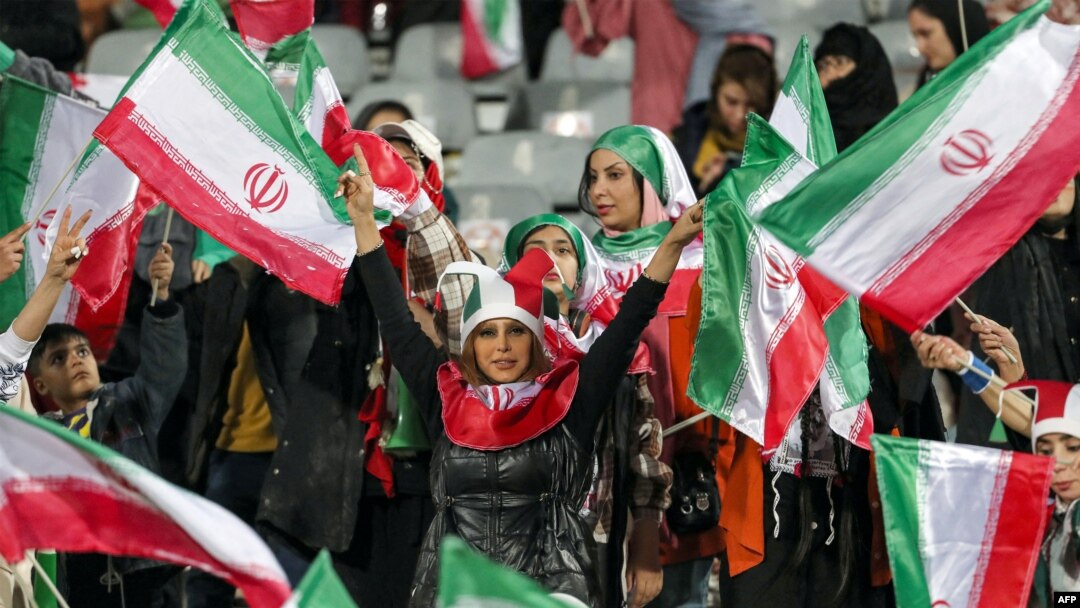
[1037,433,1080,503]
[33,337,100,411]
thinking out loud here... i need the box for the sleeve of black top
[357,247,447,440]
[564,275,668,447]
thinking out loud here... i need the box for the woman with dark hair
[354,99,414,131]
[908,0,990,87]
[814,23,899,153]
[673,43,778,196]
[341,144,703,607]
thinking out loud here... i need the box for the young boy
[9,208,187,606]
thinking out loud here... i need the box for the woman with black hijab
[958,178,1080,449]
[814,24,899,153]
[908,0,991,88]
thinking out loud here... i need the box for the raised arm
[341,144,447,439]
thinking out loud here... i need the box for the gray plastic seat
[86,29,162,76]
[310,25,370,99]
[456,133,592,206]
[344,79,477,151]
[391,22,526,97]
[453,183,551,223]
[504,81,630,139]
[539,30,633,83]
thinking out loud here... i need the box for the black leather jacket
[357,248,667,607]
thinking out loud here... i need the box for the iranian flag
[460,0,523,79]
[769,37,873,447]
[687,39,871,453]
[135,0,186,27]
[94,0,421,306]
[753,2,1080,332]
[231,0,314,55]
[283,551,357,608]
[0,405,292,608]
[872,434,1053,608]
[0,76,148,358]
[438,536,583,607]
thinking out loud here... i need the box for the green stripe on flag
[289,551,357,608]
[871,435,932,608]
[591,221,669,256]
[754,1,1046,255]
[483,0,507,40]
[437,536,572,607]
[0,77,51,328]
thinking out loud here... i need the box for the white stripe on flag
[808,21,1080,297]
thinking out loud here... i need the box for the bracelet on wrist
[957,351,994,394]
[356,239,384,257]
[640,269,669,285]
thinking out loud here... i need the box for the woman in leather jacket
[338,144,703,607]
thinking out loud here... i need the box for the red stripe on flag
[761,289,828,456]
[0,485,292,608]
[975,452,1054,608]
[863,55,1080,333]
[231,0,314,51]
[95,98,349,305]
[460,0,500,79]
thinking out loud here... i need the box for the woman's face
[522,225,579,304]
[908,8,957,71]
[1037,433,1080,503]
[715,80,753,136]
[471,319,534,384]
[1043,180,1077,223]
[816,54,857,89]
[389,140,425,182]
[588,148,642,232]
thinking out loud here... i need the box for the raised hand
[149,243,175,302]
[967,313,1025,383]
[911,330,968,372]
[45,207,92,283]
[0,223,29,283]
[337,143,382,255]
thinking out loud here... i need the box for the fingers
[68,209,93,239]
[352,142,370,175]
[1,223,30,243]
[159,242,173,257]
[56,206,72,238]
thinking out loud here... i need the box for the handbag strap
[707,416,720,462]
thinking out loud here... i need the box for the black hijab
[908,0,990,88]
[815,23,899,152]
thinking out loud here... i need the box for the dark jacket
[184,260,317,489]
[87,301,187,469]
[256,256,432,553]
[357,248,667,607]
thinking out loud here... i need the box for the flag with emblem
[94,0,425,305]
[753,2,1080,332]
[0,405,293,608]
[0,76,147,358]
[767,37,872,447]
[872,434,1053,608]
[460,0,523,79]
[688,115,835,454]
[438,536,581,607]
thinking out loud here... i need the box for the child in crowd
[913,321,1080,603]
[0,207,187,607]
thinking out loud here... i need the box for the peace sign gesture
[44,207,92,283]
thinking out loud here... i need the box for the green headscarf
[500,214,587,284]
[587,125,698,214]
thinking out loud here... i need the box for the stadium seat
[391,23,526,97]
[539,30,634,84]
[504,81,630,139]
[344,79,477,151]
[456,132,592,206]
[453,183,551,224]
[85,29,162,76]
[310,25,370,99]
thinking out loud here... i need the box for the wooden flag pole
[25,551,71,608]
[958,0,970,51]
[149,206,175,307]
[26,137,94,228]
[663,411,712,437]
